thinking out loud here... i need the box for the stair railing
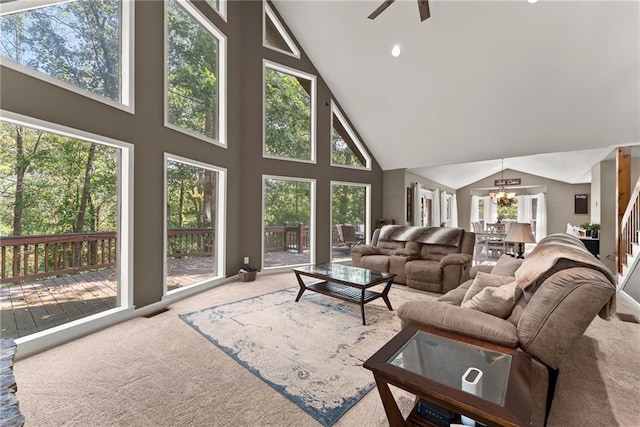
[618,176,640,274]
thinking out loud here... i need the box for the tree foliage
[264,68,311,160]
[332,129,364,168]
[332,184,365,226]
[263,179,311,227]
[0,0,121,101]
[0,124,118,236]
[166,160,217,229]
[167,0,219,140]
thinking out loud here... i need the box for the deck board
[0,257,220,340]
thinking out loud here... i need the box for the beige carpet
[13,272,640,426]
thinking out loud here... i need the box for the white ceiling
[273,0,640,189]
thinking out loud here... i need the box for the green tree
[167,0,219,140]
[263,179,311,227]
[264,68,312,160]
[332,185,365,225]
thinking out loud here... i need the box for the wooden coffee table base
[293,268,395,325]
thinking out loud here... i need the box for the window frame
[0,0,135,113]
[262,1,300,59]
[330,181,371,262]
[0,109,134,353]
[163,153,227,296]
[164,0,227,148]
[263,60,316,164]
[204,0,226,22]
[261,174,316,271]
[330,100,371,171]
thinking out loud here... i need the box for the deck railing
[264,223,310,254]
[1,228,217,284]
[618,176,640,274]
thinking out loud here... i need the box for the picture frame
[575,194,588,214]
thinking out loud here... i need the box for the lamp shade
[505,223,536,243]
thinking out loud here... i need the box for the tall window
[262,176,315,268]
[0,112,132,340]
[165,155,226,294]
[166,0,226,146]
[331,182,370,262]
[331,101,370,170]
[264,61,316,162]
[0,0,133,109]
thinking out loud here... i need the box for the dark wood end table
[292,263,396,325]
[363,325,532,427]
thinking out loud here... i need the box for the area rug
[180,285,433,426]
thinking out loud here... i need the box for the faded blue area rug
[180,285,425,426]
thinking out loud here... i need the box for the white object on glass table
[461,367,483,426]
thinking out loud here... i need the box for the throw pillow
[462,272,515,305]
[491,255,524,277]
[462,281,522,318]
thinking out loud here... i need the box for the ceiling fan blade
[417,0,430,21]
[368,0,396,20]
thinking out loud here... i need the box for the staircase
[617,177,640,312]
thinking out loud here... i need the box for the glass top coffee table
[292,263,396,325]
[364,325,532,426]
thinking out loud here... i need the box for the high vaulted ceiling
[273,0,640,189]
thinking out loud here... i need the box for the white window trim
[205,0,227,22]
[261,175,316,271]
[0,109,134,355]
[163,153,227,296]
[330,100,371,171]
[0,0,135,114]
[164,0,227,148]
[330,181,371,262]
[262,1,300,59]
[263,60,316,164]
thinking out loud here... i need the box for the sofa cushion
[378,225,463,246]
[398,301,519,347]
[376,240,405,256]
[405,260,442,284]
[462,272,515,305]
[437,279,472,305]
[490,255,524,277]
[462,281,521,318]
[358,255,391,272]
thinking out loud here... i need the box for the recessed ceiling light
[528,0,539,4]
[391,44,402,57]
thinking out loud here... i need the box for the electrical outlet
[244,256,249,264]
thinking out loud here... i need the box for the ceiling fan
[368,0,431,22]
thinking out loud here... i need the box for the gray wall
[456,169,591,235]
[0,1,383,308]
[382,169,456,226]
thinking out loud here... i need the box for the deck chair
[337,224,359,250]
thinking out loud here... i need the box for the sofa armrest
[469,264,494,279]
[440,253,472,267]
[439,253,473,293]
[351,245,379,256]
[397,300,519,348]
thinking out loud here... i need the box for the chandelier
[489,159,516,208]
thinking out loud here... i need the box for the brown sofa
[351,225,476,293]
[397,233,617,426]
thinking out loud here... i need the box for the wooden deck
[0,257,217,340]
[0,251,353,340]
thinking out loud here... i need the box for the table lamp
[505,223,536,259]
